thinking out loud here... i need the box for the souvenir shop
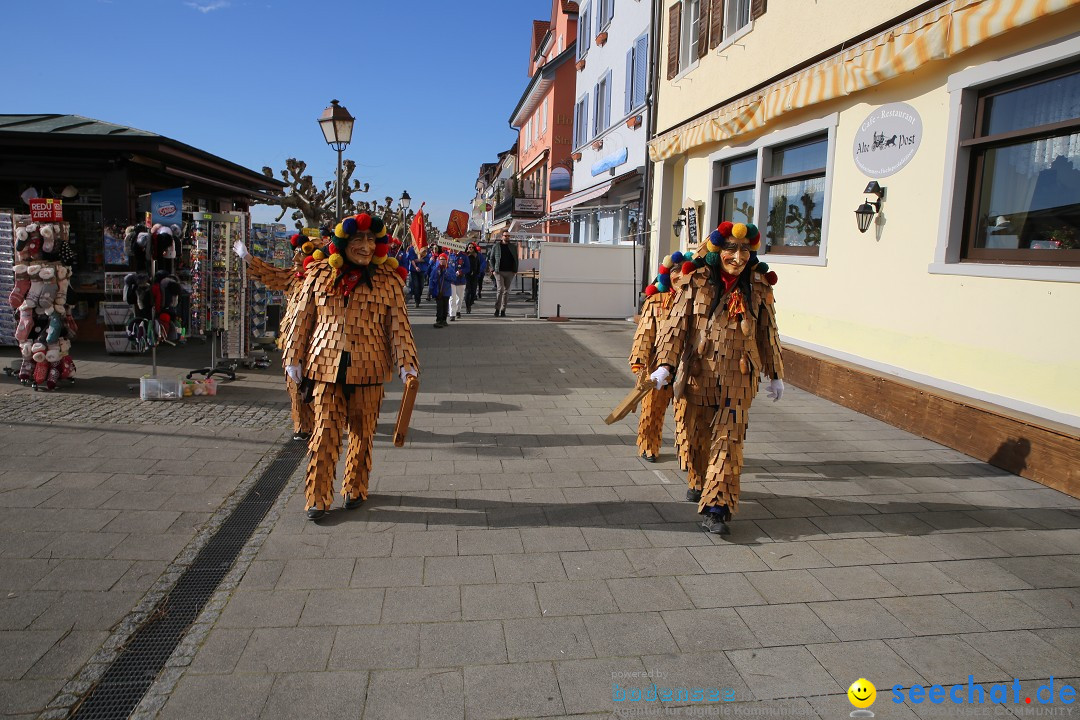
[0,114,284,388]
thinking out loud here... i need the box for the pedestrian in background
[475,242,488,300]
[487,231,518,317]
[407,244,428,309]
[464,242,485,314]
[448,247,470,320]
[429,252,453,328]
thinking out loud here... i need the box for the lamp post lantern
[318,99,355,222]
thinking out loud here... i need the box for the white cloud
[185,0,229,12]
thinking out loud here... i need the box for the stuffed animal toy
[44,345,62,390]
[58,338,76,381]
[14,223,42,261]
[9,264,30,309]
[17,342,34,384]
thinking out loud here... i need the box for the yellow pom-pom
[748,238,761,251]
[662,256,674,269]
[386,256,399,269]
[375,227,387,238]
[372,254,387,265]
[302,241,315,254]
[731,223,747,240]
[706,241,721,253]
[334,223,347,239]
[327,253,344,269]
[312,249,325,261]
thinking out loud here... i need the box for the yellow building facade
[649,0,1080,489]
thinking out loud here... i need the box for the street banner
[150,188,183,228]
[409,202,427,250]
[29,198,63,222]
[445,210,469,239]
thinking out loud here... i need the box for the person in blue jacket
[464,242,486,314]
[392,239,421,307]
[428,252,453,328]
[447,248,470,320]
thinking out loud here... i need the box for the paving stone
[807,565,903,600]
[536,580,619,616]
[1012,588,1080,626]
[624,547,705,576]
[216,590,307,628]
[259,670,368,720]
[688,545,770,574]
[727,645,842,700]
[464,662,564,720]
[878,595,987,635]
[943,591,1057,631]
[751,541,833,570]
[560,550,633,580]
[299,588,384,626]
[187,628,252,674]
[235,626,335,673]
[584,612,679,656]
[382,586,461,623]
[504,616,595,662]
[29,590,140,631]
[457,528,523,555]
[391,530,459,557]
[520,527,589,553]
[931,559,1033,592]
[640,650,753,705]
[0,676,66,716]
[660,608,760,652]
[351,557,424,588]
[461,583,540,621]
[885,635,1010,684]
[744,569,836,604]
[275,558,354,590]
[423,555,496,586]
[735,603,839,647]
[607,577,694,613]
[32,558,130,591]
[992,556,1080,589]
[365,668,463,720]
[677,573,767,608]
[330,625,419,670]
[555,657,648,715]
[755,517,831,542]
[419,620,507,667]
[0,630,65,680]
[806,639,926,689]
[808,599,914,641]
[875,563,969,595]
[494,552,567,583]
[867,536,955,563]
[158,673,274,720]
[580,526,651,550]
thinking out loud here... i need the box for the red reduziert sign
[29,198,63,222]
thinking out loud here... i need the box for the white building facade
[554,0,652,246]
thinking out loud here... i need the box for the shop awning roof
[0,113,284,197]
[649,0,1080,162]
[549,170,640,212]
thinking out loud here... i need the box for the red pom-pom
[159,312,171,324]
[289,233,303,248]
[303,255,315,268]
[681,261,696,274]
[644,285,658,297]
[374,244,389,257]
[657,264,670,275]
[327,242,338,256]
[717,221,734,238]
[765,271,778,285]
[354,213,372,232]
[396,266,409,281]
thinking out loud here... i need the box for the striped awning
[649,0,1080,162]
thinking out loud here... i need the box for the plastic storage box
[140,376,182,401]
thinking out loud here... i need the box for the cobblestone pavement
[3,291,1079,720]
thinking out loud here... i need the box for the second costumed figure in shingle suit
[283,213,417,520]
[233,233,320,441]
[628,260,690,475]
[649,221,784,535]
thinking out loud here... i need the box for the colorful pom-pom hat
[643,221,777,297]
[323,213,409,281]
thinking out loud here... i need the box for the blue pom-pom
[655,279,669,292]
[709,229,723,244]
[684,251,694,261]
[342,217,358,235]
[670,251,684,265]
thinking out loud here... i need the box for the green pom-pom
[756,261,769,273]
[705,251,719,266]
[683,252,694,261]
[745,223,759,240]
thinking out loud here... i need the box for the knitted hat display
[643,220,776,297]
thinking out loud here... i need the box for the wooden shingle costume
[650,221,783,534]
[283,213,418,519]
[236,233,321,439]
[629,270,689,473]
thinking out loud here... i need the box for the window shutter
[709,0,724,48]
[666,3,681,80]
[606,0,615,25]
[751,0,766,20]
[625,48,634,116]
[604,73,611,129]
[593,84,600,136]
[633,34,648,108]
[697,1,710,59]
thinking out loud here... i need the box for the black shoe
[292,431,310,442]
[500,310,506,317]
[641,452,657,463]
[450,316,456,321]
[494,309,500,316]
[701,513,730,535]
[415,303,421,309]
[466,307,471,314]
[306,507,326,521]
[433,322,445,328]
[343,494,365,510]
[686,487,702,503]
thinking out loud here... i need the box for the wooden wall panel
[782,345,1079,498]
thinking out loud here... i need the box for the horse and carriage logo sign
[853,102,923,178]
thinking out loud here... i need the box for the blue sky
[7,0,544,229]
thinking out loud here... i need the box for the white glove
[285,364,302,384]
[767,378,785,402]
[400,366,417,384]
[233,239,251,262]
[649,367,671,389]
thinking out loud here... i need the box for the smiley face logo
[848,678,877,709]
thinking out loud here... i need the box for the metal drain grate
[71,440,307,720]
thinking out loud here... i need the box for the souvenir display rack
[184,212,248,379]
[0,210,16,346]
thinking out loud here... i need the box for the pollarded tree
[256,157,370,230]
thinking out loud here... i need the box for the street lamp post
[318,99,355,222]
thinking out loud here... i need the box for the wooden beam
[782,344,1079,498]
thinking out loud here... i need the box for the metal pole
[335,148,343,220]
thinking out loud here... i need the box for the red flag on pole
[409,202,427,251]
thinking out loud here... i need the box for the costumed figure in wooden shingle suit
[628,257,691,475]
[649,221,783,535]
[283,213,417,520]
[233,232,323,441]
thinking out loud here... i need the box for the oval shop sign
[853,102,922,178]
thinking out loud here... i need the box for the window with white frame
[597,0,614,32]
[763,135,828,255]
[960,62,1080,265]
[682,0,700,72]
[523,119,531,150]
[723,0,751,42]
[541,98,548,133]
[574,94,590,148]
[533,114,539,143]
[713,154,756,226]
[625,33,649,114]
[577,3,591,58]
[593,71,611,137]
